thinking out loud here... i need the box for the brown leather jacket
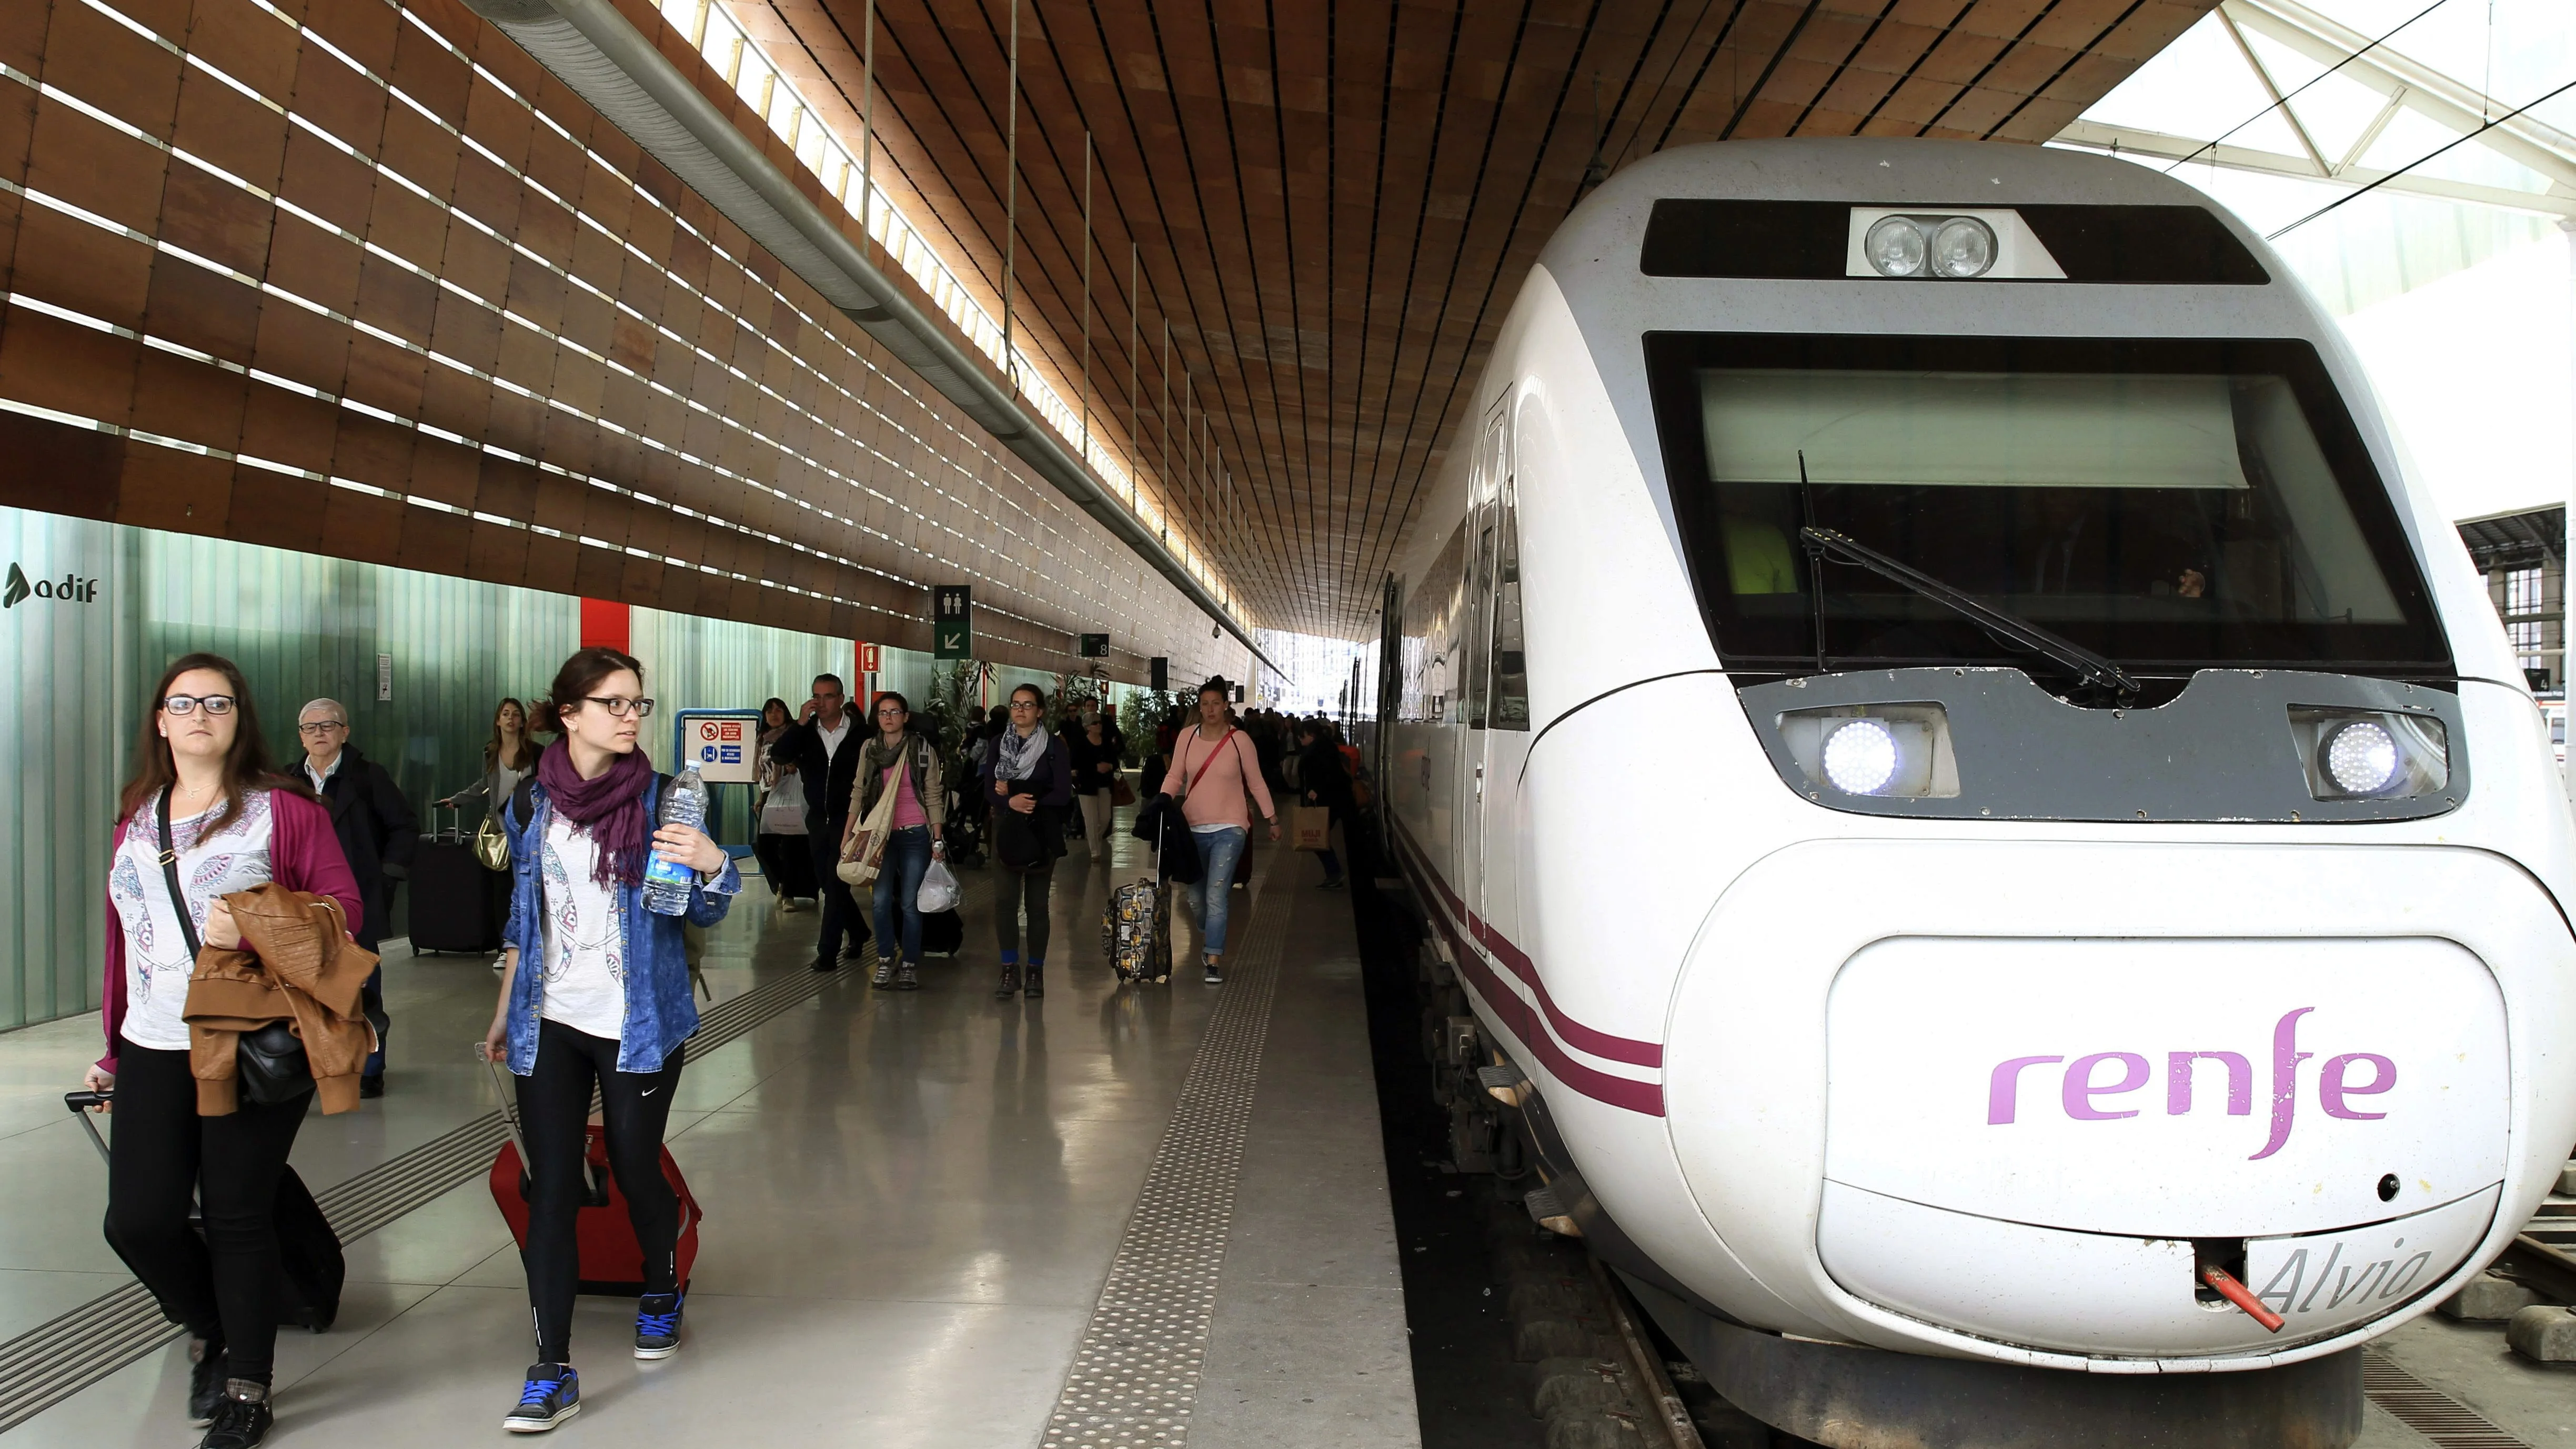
[183,885,378,1116]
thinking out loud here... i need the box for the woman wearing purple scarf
[475,647,739,1433]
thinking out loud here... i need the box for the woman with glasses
[82,654,362,1449]
[849,692,945,990]
[979,685,1072,999]
[478,648,738,1433]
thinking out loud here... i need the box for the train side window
[1465,514,1497,728]
[1490,496,1530,730]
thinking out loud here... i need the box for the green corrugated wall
[0,506,947,1032]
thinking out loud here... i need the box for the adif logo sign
[2,563,100,608]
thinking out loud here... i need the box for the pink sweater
[1159,728,1275,832]
[98,787,363,1074]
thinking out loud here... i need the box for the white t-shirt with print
[537,812,628,1040]
[109,789,276,1051]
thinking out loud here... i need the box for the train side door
[1459,399,1509,929]
[1478,425,1532,948]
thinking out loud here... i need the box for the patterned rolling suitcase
[1103,879,1171,984]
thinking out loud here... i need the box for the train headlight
[2290,707,2448,801]
[2322,720,2398,794]
[1822,719,1899,794]
[1778,703,1959,799]
[1930,217,1997,278]
[1864,216,1928,278]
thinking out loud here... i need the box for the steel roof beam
[2219,0,2576,195]
[2055,120,2576,216]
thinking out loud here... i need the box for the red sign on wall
[857,642,881,674]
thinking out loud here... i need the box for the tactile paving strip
[0,958,848,1434]
[1042,859,1293,1449]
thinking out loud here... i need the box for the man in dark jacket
[299,698,417,1096]
[767,672,870,972]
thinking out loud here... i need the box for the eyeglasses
[297,721,347,735]
[582,696,656,718]
[163,695,236,717]
[1009,699,1043,711]
[876,706,908,717]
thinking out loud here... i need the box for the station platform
[0,822,1417,1448]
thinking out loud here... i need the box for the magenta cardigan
[97,787,365,1075]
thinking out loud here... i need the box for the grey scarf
[994,724,1049,781]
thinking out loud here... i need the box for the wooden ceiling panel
[739,0,2211,635]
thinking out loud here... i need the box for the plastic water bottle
[642,764,707,915]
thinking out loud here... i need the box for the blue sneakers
[503,1364,579,1433]
[635,1293,684,1360]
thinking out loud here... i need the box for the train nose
[1818,935,2508,1356]
[1662,839,2573,1366]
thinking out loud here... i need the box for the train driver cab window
[1642,334,2449,678]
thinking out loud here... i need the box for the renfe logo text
[1986,1008,2396,1160]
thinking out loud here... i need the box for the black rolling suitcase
[919,908,964,958]
[411,806,501,954]
[66,1091,345,1332]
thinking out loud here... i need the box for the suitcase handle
[478,1048,611,1207]
[63,1090,113,1166]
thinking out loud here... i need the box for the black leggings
[994,858,1056,961]
[517,1019,685,1363]
[105,1044,312,1384]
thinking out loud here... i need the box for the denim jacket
[501,773,740,1075]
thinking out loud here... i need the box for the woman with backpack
[850,691,945,991]
[477,647,739,1433]
[83,652,364,1449]
[1158,678,1278,985]
[979,683,1071,999]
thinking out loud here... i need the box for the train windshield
[1643,334,2451,678]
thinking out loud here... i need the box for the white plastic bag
[759,770,808,834]
[917,854,961,914]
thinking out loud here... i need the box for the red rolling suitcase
[481,1055,700,1295]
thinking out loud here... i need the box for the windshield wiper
[1798,525,2141,701]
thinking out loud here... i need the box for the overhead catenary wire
[2267,76,2576,237]
[2166,0,2454,175]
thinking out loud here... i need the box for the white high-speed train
[1374,138,2576,1443]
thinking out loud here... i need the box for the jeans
[995,856,1057,961]
[518,1020,683,1364]
[1187,827,1247,955]
[105,1044,313,1384]
[871,826,933,964]
[1078,791,1115,859]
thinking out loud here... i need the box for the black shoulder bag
[157,792,314,1105]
